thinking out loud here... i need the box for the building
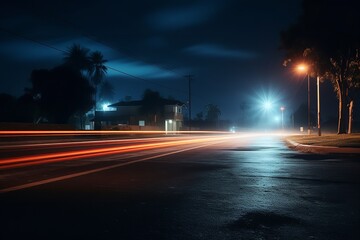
[95,98,184,131]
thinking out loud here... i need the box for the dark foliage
[63,44,91,73]
[0,93,17,122]
[205,104,221,122]
[0,93,36,123]
[30,65,95,124]
[280,0,360,133]
[140,89,164,117]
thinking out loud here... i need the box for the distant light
[297,64,308,73]
[102,103,112,111]
[280,106,285,111]
[168,119,173,123]
[253,88,282,117]
[263,101,272,110]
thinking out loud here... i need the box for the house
[95,98,184,131]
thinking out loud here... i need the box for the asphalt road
[0,133,359,240]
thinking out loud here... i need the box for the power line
[184,74,194,130]
[8,10,188,84]
[0,27,67,54]
[0,26,187,95]
[58,18,185,78]
[33,11,189,89]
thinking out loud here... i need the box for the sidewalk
[285,134,360,154]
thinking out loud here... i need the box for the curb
[285,139,360,154]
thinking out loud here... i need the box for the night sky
[1,0,337,122]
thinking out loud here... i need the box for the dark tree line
[139,89,186,126]
[140,89,164,122]
[281,0,360,134]
[194,104,221,122]
[193,104,222,129]
[1,44,114,126]
[0,93,37,123]
[29,66,94,124]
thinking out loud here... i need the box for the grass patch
[285,133,360,147]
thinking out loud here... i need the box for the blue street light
[263,100,272,111]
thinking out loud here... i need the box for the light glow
[0,134,238,169]
[0,132,293,171]
[297,64,308,73]
[263,101,272,110]
[102,103,114,111]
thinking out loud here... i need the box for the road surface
[0,132,359,240]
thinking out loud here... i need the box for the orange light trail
[0,136,193,150]
[0,130,231,137]
[0,135,238,170]
[0,141,221,194]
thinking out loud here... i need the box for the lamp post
[297,64,321,136]
[280,106,285,130]
[317,76,321,136]
[297,64,311,135]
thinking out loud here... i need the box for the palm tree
[89,51,108,109]
[63,44,91,74]
[89,51,107,85]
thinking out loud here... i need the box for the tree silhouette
[140,89,163,124]
[0,93,38,123]
[89,51,108,109]
[89,51,108,86]
[195,112,203,121]
[280,0,360,134]
[205,104,221,122]
[0,93,16,122]
[30,66,95,124]
[63,44,91,74]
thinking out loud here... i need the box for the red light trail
[0,134,239,170]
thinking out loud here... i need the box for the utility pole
[317,75,321,136]
[307,73,311,135]
[280,106,285,130]
[184,74,194,131]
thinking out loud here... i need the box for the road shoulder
[284,138,360,154]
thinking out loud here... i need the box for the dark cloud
[107,59,178,79]
[147,0,222,30]
[184,44,257,60]
[0,0,310,120]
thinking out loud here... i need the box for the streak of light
[0,141,224,194]
[0,130,231,137]
[0,135,238,170]
[0,136,195,150]
[0,132,294,170]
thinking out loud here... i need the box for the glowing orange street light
[296,63,321,136]
[297,64,311,135]
[297,64,308,73]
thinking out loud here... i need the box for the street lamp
[297,64,311,135]
[262,100,272,111]
[280,106,285,130]
[296,64,321,136]
[316,75,321,136]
